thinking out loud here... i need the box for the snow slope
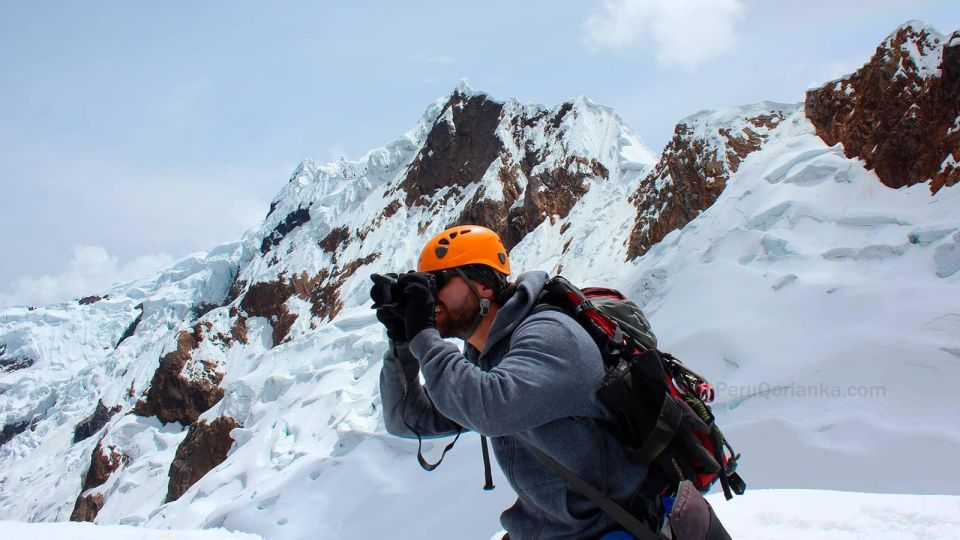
[0,520,262,539]
[5,489,960,539]
[625,110,960,494]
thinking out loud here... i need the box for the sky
[1,0,958,307]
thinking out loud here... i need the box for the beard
[435,293,479,339]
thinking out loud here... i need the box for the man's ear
[475,281,495,299]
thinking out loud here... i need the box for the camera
[370,273,402,309]
[370,272,440,311]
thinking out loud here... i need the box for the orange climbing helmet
[417,225,511,275]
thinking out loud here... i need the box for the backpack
[531,275,745,502]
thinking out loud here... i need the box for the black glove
[370,272,400,309]
[397,272,437,338]
[371,273,408,343]
[376,307,407,343]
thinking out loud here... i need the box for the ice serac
[626,103,794,259]
[805,21,960,193]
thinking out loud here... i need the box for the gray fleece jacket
[379,271,649,539]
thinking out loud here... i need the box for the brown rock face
[73,400,122,443]
[240,277,308,345]
[80,443,126,491]
[399,90,610,251]
[70,493,104,522]
[626,110,785,260]
[165,416,239,502]
[260,207,312,255]
[401,91,506,207]
[308,253,381,320]
[234,259,379,347]
[230,315,249,345]
[805,23,960,193]
[70,442,127,522]
[133,326,224,425]
[504,155,603,249]
[319,225,351,253]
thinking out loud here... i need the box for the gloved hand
[369,272,400,309]
[376,307,407,343]
[371,273,408,343]
[397,272,437,338]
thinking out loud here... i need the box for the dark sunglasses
[430,269,459,289]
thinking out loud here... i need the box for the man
[373,225,648,539]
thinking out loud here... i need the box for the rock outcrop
[397,89,616,250]
[0,419,35,447]
[69,493,104,522]
[70,442,127,522]
[626,106,789,260]
[0,343,34,373]
[133,325,224,425]
[73,401,122,443]
[115,303,143,348]
[0,354,34,373]
[806,22,960,193]
[165,416,239,502]
[401,91,506,208]
[260,207,312,255]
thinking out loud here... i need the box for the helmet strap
[454,267,490,340]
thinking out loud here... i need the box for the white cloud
[582,0,746,71]
[0,246,174,308]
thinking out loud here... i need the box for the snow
[948,116,960,136]
[625,111,960,495]
[885,20,944,79]
[9,489,960,539]
[711,490,960,539]
[0,520,262,539]
[2,84,960,539]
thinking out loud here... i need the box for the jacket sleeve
[408,312,605,437]
[379,341,463,439]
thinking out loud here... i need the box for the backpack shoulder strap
[521,438,664,540]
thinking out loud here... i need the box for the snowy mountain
[1,20,959,539]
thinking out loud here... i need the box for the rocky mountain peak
[625,102,796,260]
[392,86,649,249]
[805,21,959,194]
[880,20,945,80]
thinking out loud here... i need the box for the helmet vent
[435,246,449,259]
[438,238,450,245]
[449,232,458,239]
[498,253,507,264]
